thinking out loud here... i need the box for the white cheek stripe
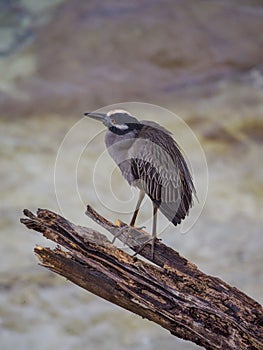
[115,124,129,130]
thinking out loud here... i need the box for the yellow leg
[130,191,145,227]
[152,204,158,238]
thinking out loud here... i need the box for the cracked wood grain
[20,207,263,350]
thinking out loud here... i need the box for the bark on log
[20,207,263,350]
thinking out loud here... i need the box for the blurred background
[1,1,263,349]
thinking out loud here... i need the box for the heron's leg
[151,204,158,258]
[133,204,158,259]
[152,204,158,238]
[130,191,145,227]
[112,191,145,245]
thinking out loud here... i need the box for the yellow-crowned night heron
[85,109,196,252]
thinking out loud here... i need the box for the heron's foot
[124,225,147,246]
[111,225,127,244]
[132,225,146,231]
[133,236,157,259]
[111,225,146,246]
[112,223,147,245]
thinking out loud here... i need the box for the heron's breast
[105,130,135,164]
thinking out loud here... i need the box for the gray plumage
[85,109,196,235]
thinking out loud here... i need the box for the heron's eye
[111,118,116,124]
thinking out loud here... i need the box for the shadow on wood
[20,206,263,350]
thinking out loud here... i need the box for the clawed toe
[111,225,128,244]
[112,222,156,259]
[133,236,156,259]
[134,225,146,231]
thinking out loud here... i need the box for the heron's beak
[84,112,107,122]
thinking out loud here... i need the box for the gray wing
[129,124,195,226]
[140,120,173,135]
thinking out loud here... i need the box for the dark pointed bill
[84,112,107,121]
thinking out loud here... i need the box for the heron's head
[84,109,141,134]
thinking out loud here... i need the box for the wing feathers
[115,122,195,226]
[128,123,195,226]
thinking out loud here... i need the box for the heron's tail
[153,196,192,227]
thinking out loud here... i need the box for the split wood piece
[20,207,263,350]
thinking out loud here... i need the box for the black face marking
[109,123,143,135]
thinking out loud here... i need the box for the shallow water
[1,1,263,349]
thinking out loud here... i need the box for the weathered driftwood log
[20,207,263,350]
